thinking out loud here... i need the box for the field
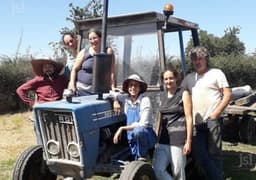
[0,112,255,180]
[0,112,35,180]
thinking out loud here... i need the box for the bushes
[211,55,256,89]
[1,54,256,113]
[0,59,33,113]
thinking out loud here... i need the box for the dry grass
[0,112,255,180]
[222,141,256,180]
[0,112,36,180]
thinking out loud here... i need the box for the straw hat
[31,58,64,76]
[122,74,148,93]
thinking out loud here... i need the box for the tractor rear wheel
[240,115,256,144]
[12,145,57,180]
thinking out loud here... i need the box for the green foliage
[222,27,245,55]
[61,0,103,34]
[66,0,103,22]
[210,55,256,88]
[187,26,245,57]
[0,57,33,112]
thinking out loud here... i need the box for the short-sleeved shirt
[182,68,229,125]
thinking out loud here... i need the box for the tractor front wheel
[12,145,57,180]
[119,160,156,180]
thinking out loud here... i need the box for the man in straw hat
[182,46,231,180]
[110,74,157,161]
[16,58,68,108]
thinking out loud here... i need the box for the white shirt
[182,68,229,124]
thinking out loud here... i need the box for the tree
[186,26,245,57]
[222,26,245,56]
[66,0,103,23]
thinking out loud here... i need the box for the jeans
[128,126,157,160]
[192,118,223,180]
[152,144,186,180]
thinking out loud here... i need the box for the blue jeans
[192,118,223,180]
[152,144,186,180]
[128,126,156,160]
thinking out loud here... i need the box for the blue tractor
[12,3,200,180]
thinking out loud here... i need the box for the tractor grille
[38,110,80,163]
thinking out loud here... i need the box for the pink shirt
[16,75,68,107]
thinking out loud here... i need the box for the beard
[44,71,55,81]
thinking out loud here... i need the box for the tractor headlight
[67,142,80,158]
[47,140,60,155]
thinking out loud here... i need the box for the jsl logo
[239,153,256,169]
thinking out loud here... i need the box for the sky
[0,0,255,57]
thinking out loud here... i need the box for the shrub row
[0,54,255,113]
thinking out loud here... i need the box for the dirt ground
[0,112,36,162]
[0,112,255,180]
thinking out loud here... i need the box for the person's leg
[152,144,173,180]
[169,145,186,180]
[192,123,223,180]
[128,139,137,160]
[133,126,155,159]
[207,118,223,180]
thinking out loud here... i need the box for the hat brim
[122,79,147,94]
[31,59,64,76]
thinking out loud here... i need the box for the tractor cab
[75,6,199,90]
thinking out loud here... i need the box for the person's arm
[109,90,127,113]
[16,78,37,108]
[107,47,116,90]
[135,96,152,128]
[69,49,85,93]
[209,87,232,119]
[113,100,122,113]
[182,90,193,155]
[113,124,137,144]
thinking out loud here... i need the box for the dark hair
[61,31,77,44]
[87,28,102,38]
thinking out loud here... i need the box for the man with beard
[16,58,68,108]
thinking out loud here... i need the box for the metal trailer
[223,92,256,145]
